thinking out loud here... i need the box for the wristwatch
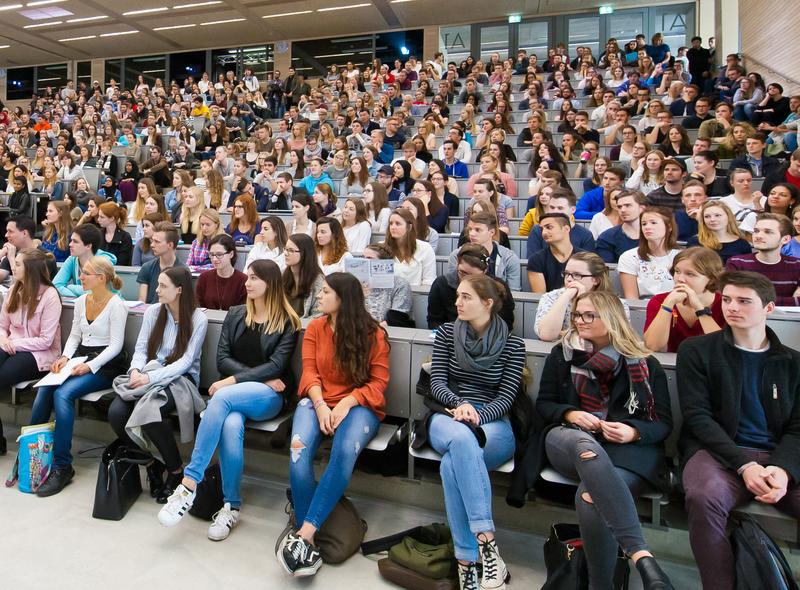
[695,307,713,317]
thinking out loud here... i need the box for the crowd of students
[0,32,797,590]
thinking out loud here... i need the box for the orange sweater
[297,316,389,420]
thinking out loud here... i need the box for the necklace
[213,272,231,310]
[87,291,112,320]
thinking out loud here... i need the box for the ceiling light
[262,10,312,18]
[200,17,244,25]
[317,3,370,11]
[153,23,196,30]
[123,7,168,15]
[59,34,96,41]
[66,15,108,22]
[99,30,139,37]
[173,0,220,7]
[0,44,10,48]
[0,4,23,10]
[23,19,61,27]
[390,0,416,3]
[27,0,66,5]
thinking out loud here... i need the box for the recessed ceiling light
[0,44,10,48]
[59,35,96,41]
[23,19,61,27]
[123,7,168,15]
[99,30,139,37]
[0,3,23,10]
[173,0,221,8]
[27,0,67,5]
[317,3,370,11]
[200,17,244,25]
[390,0,416,3]
[153,23,196,30]
[262,10,312,18]
[66,15,108,22]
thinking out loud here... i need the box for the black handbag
[92,439,151,521]
[542,523,629,590]
[188,463,224,521]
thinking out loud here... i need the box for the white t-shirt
[343,221,372,254]
[393,240,436,287]
[617,248,680,297]
[589,212,615,239]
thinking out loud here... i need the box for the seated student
[0,248,62,454]
[589,187,622,239]
[463,178,513,234]
[54,224,118,298]
[644,247,726,353]
[286,193,317,238]
[40,201,73,263]
[595,189,645,263]
[30,257,127,496]
[427,274,524,590]
[135,194,170,242]
[537,291,674,590]
[297,157,333,195]
[132,213,163,267]
[312,183,342,221]
[401,197,440,252]
[719,168,765,235]
[226,195,262,247]
[690,150,732,197]
[0,215,59,286]
[195,234,247,311]
[674,180,708,242]
[340,198,372,254]
[575,167,626,220]
[6,176,32,218]
[726,213,800,306]
[137,222,187,304]
[449,210,520,291]
[618,207,681,299]
[762,147,800,196]
[363,181,391,233]
[283,233,324,318]
[728,132,781,178]
[528,213,583,293]
[176,186,206,246]
[783,207,800,259]
[314,216,352,275]
[646,157,687,211]
[534,251,630,342]
[158,260,301,538]
[678,271,800,590]
[385,208,436,287]
[277,272,389,578]
[410,179,449,234]
[687,201,752,264]
[520,185,555,237]
[97,202,134,267]
[187,208,225,273]
[765,182,797,221]
[108,267,208,504]
[527,188,596,258]
[245,215,287,271]
[361,243,414,327]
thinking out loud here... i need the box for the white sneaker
[478,534,509,590]
[208,503,239,541]
[157,484,196,527]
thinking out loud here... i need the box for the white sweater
[393,240,436,287]
[62,294,128,374]
[343,221,372,254]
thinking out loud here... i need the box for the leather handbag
[188,463,224,521]
[92,439,151,521]
[542,523,629,590]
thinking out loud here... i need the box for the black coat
[427,270,515,331]
[677,327,800,482]
[101,227,133,267]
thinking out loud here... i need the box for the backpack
[732,514,799,590]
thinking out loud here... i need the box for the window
[105,59,122,87]
[375,30,423,70]
[211,47,240,85]
[439,25,471,65]
[519,21,549,60]
[125,55,166,90]
[292,35,374,77]
[568,16,600,58]
[170,51,206,88]
[241,45,274,81]
[76,61,92,88]
[653,5,694,51]
[608,12,645,42]
[36,63,68,94]
[7,67,34,100]
[479,25,509,62]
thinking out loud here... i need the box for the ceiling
[0,0,675,67]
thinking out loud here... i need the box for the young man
[0,215,58,286]
[440,140,469,178]
[575,167,626,220]
[573,110,600,144]
[374,164,405,207]
[751,83,792,128]
[392,140,426,178]
[690,150,732,197]
[686,36,712,90]
[383,116,407,149]
[674,180,708,241]
[679,270,800,590]
[527,213,579,293]
[595,189,645,263]
[647,158,686,211]
[682,97,714,129]
[761,148,800,196]
[644,110,674,146]
[698,102,736,142]
[720,168,763,233]
[297,157,333,195]
[527,188,596,257]
[53,224,117,298]
[446,210,520,291]
[137,222,187,304]
[729,133,782,178]
[141,146,171,189]
[726,213,800,306]
[438,127,472,163]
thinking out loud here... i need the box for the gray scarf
[453,314,508,373]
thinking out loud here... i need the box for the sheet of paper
[34,357,89,388]
[369,259,395,289]
[345,257,371,288]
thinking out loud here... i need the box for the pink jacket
[0,285,62,371]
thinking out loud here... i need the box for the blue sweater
[596,226,639,263]
[53,249,119,298]
[526,224,595,258]
[575,186,605,220]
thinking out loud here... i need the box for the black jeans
[107,387,183,472]
[0,350,46,440]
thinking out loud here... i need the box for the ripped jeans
[288,398,379,530]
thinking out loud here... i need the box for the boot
[635,556,674,590]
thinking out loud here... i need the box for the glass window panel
[241,45,274,81]
[480,25,509,62]
[211,48,240,85]
[170,50,206,88]
[124,55,166,91]
[608,12,644,42]
[375,30,423,71]
[36,63,68,94]
[7,67,34,100]
[292,35,374,77]
[568,16,600,59]
[439,25,471,66]
[653,5,694,52]
[105,59,121,87]
[76,61,92,86]
[519,21,549,60]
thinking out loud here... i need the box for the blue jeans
[428,411,515,562]
[289,398,379,530]
[30,371,113,469]
[184,382,283,508]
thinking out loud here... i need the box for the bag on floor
[377,558,458,590]
[542,523,629,590]
[92,439,151,521]
[732,514,799,590]
[4,422,55,493]
[188,463,224,521]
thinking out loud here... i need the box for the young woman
[686,201,752,264]
[766,182,798,220]
[426,273,524,589]
[537,291,674,590]
[40,201,73,263]
[118,159,142,204]
[625,150,665,196]
[428,159,460,198]
[289,149,307,180]
[716,122,755,159]
[205,169,229,211]
[618,207,681,300]
[107,267,208,503]
[176,186,206,246]
[410,179,449,234]
[580,154,609,193]
[187,208,225,272]
[363,181,391,234]
[312,183,341,221]
[535,252,630,342]
[385,208,436,287]
[129,178,157,225]
[283,234,325,318]
[7,176,32,218]
[644,247,725,353]
[41,164,64,202]
[340,198,372,254]
[158,260,301,538]
[30,257,127,496]
[464,178,512,234]
[401,197,440,253]
[133,212,163,266]
[589,187,622,239]
[315,217,352,275]
[165,169,194,214]
[277,272,389,578]
[246,215,288,271]
[0,249,63,454]
[98,202,134,267]
[610,125,638,163]
[341,156,370,197]
[226,195,262,246]
[286,194,317,238]
[195,234,248,311]
[659,125,692,158]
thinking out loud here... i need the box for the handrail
[744,56,800,89]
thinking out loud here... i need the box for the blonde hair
[44,201,73,252]
[245,259,301,334]
[696,200,742,250]
[181,186,206,237]
[84,256,123,291]
[198,208,225,242]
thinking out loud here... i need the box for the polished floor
[0,430,702,590]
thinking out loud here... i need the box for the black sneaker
[36,465,75,497]
[0,435,6,456]
[278,532,322,577]
[146,461,165,498]
[156,470,184,504]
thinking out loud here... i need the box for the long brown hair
[139,212,163,254]
[637,207,677,261]
[315,216,349,265]
[365,181,389,218]
[283,233,322,299]
[44,201,73,251]
[205,169,225,209]
[6,248,58,319]
[146,266,197,364]
[401,196,431,241]
[385,208,418,262]
[325,272,387,386]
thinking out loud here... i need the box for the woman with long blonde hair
[41,201,74,263]
[187,208,225,272]
[129,177,157,224]
[687,200,752,264]
[178,185,206,245]
[205,168,229,210]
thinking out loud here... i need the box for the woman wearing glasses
[195,235,247,311]
[537,290,674,590]
[534,252,630,342]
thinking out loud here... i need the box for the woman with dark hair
[410,179,448,234]
[132,212,163,266]
[363,181,391,233]
[289,149,306,180]
[429,165,459,217]
[400,196,439,252]
[277,272,390,578]
[315,216,352,274]
[659,125,692,157]
[246,215,288,271]
[393,159,415,196]
[108,266,208,504]
[196,234,247,311]
[618,207,681,300]
[158,260,301,539]
[118,158,142,203]
[385,208,436,287]
[283,234,325,318]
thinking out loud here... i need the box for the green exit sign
[599,5,614,14]
[508,14,521,23]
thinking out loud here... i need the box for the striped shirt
[430,322,526,424]
[725,254,800,306]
